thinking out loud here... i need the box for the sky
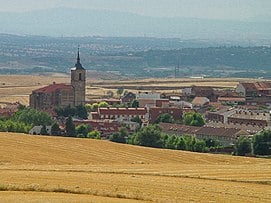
[0,0,270,21]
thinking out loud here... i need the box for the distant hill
[1,8,271,40]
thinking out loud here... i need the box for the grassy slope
[0,132,271,202]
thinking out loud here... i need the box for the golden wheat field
[0,132,270,202]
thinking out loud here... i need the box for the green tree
[165,134,177,149]
[91,103,99,111]
[12,108,53,126]
[85,103,92,112]
[75,124,91,138]
[155,113,174,124]
[40,125,48,135]
[175,136,186,150]
[183,135,196,151]
[65,116,75,137]
[87,130,101,139]
[76,105,88,119]
[51,122,61,136]
[109,127,128,143]
[98,101,109,108]
[182,112,205,127]
[133,125,162,148]
[130,100,139,108]
[193,140,207,152]
[235,136,252,156]
[253,130,271,155]
[131,116,142,127]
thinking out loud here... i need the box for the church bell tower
[71,48,86,106]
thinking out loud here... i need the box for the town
[0,49,269,156]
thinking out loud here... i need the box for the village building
[73,119,122,137]
[159,122,250,147]
[121,92,136,104]
[29,125,52,135]
[29,49,86,110]
[149,107,192,123]
[192,97,210,108]
[90,107,148,121]
[236,81,271,98]
[207,107,271,130]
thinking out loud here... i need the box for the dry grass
[0,132,271,202]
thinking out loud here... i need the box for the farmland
[0,74,256,106]
[0,132,270,202]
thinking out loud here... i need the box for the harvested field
[0,132,270,202]
[0,74,260,104]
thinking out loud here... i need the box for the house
[206,108,236,123]
[227,110,270,128]
[0,102,20,117]
[149,107,191,123]
[192,97,210,108]
[121,92,136,104]
[137,92,161,108]
[159,122,200,135]
[73,119,122,137]
[236,81,271,98]
[29,125,52,135]
[195,126,250,147]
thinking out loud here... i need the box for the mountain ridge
[1,7,270,40]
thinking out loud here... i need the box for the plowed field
[0,132,270,202]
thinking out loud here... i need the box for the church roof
[71,48,85,70]
[33,83,73,94]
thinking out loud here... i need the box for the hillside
[0,132,271,202]
[0,132,265,165]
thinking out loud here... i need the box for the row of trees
[110,125,221,153]
[236,130,271,156]
[55,105,88,119]
[155,112,205,127]
[64,117,101,139]
[0,107,53,133]
[109,125,271,156]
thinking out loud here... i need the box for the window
[79,73,82,81]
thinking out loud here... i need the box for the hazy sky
[0,0,270,20]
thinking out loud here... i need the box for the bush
[87,130,101,139]
[75,124,91,138]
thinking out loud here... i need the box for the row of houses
[159,122,250,147]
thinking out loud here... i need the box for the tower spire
[77,46,80,64]
[73,46,84,70]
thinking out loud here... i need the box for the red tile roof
[159,123,249,138]
[33,83,73,94]
[195,126,248,138]
[218,97,246,102]
[98,107,147,115]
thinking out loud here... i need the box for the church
[29,49,86,110]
